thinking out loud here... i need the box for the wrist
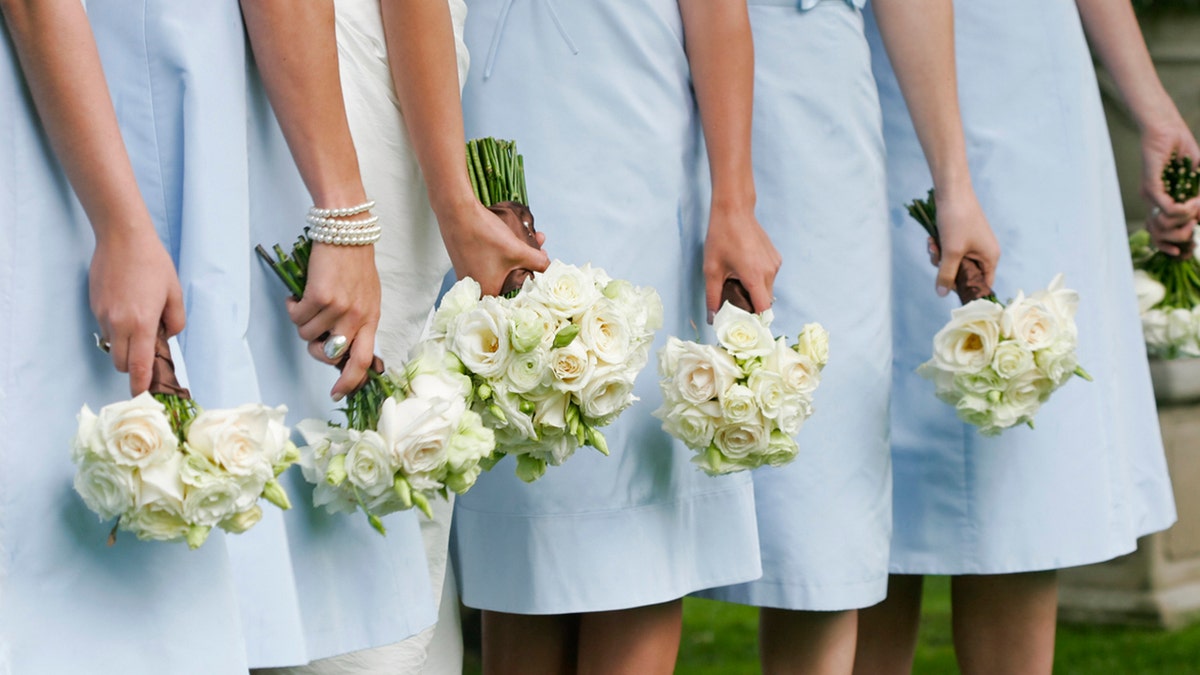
[310,182,369,211]
[91,208,158,247]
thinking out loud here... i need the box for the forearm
[1076,0,1176,131]
[380,0,476,220]
[872,0,973,196]
[2,0,151,241]
[679,0,756,211]
[240,0,366,208]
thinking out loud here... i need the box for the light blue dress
[450,0,762,614]
[699,0,891,611]
[865,0,1177,575]
[0,15,248,675]
[85,1,437,669]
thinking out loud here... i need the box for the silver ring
[1152,206,1163,218]
[94,333,111,354]
[323,334,350,360]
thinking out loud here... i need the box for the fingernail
[707,310,715,324]
[332,391,344,403]
[936,284,950,297]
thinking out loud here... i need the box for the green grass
[464,577,1200,673]
[677,576,1200,674]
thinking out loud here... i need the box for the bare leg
[760,607,858,675]
[951,571,1057,675]
[482,610,577,675]
[576,599,683,675]
[853,574,924,675]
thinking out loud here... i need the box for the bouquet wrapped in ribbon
[258,229,496,535]
[654,283,828,475]
[908,190,1091,435]
[1130,154,1200,358]
[415,138,662,483]
[72,336,297,548]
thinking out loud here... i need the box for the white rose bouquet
[654,300,828,475]
[1129,154,1200,359]
[72,338,297,548]
[908,191,1091,435]
[425,262,662,482]
[293,341,495,534]
[258,236,495,535]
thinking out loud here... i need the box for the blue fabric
[451,0,762,614]
[698,0,890,612]
[865,0,1176,575]
[0,14,252,675]
[77,2,432,669]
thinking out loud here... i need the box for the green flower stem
[466,137,528,207]
[154,393,200,444]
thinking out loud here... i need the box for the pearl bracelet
[308,200,375,219]
[308,224,382,246]
[305,213,380,230]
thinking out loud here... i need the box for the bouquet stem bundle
[467,137,528,207]
[907,189,997,304]
[1130,154,1200,357]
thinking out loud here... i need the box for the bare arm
[380,0,548,297]
[679,0,780,319]
[241,0,379,400]
[872,0,1001,295]
[2,0,184,394]
[1078,0,1200,256]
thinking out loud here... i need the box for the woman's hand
[929,189,1001,296]
[703,204,781,320]
[1141,117,1200,257]
[287,238,381,401]
[89,223,186,395]
[438,199,550,297]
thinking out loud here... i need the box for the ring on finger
[1152,206,1163,217]
[93,333,112,354]
[323,334,350,361]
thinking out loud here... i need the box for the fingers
[935,248,965,298]
[534,231,547,247]
[331,324,376,401]
[287,293,325,328]
[703,268,723,323]
[927,237,941,267]
[126,326,156,396]
[745,279,774,315]
[297,305,341,342]
[520,247,551,273]
[162,284,187,337]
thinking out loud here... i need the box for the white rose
[451,296,513,379]
[343,429,397,497]
[718,383,758,425]
[1142,308,1171,351]
[549,338,595,392]
[952,369,1003,397]
[73,405,101,462]
[794,323,830,368]
[138,452,186,510]
[931,299,1003,373]
[187,404,285,481]
[953,394,994,429]
[764,338,820,395]
[532,389,570,430]
[74,454,137,521]
[775,400,810,436]
[1132,270,1166,314]
[713,420,770,460]
[670,341,741,405]
[1003,368,1052,411]
[510,305,548,353]
[486,385,537,441]
[122,502,190,542]
[505,347,550,394]
[94,392,178,468]
[713,303,775,359]
[1001,295,1061,352]
[181,476,244,527]
[432,277,482,335]
[747,368,787,420]
[404,340,466,382]
[378,396,455,478]
[525,261,603,319]
[312,479,358,515]
[219,504,264,534]
[639,286,665,334]
[579,368,636,424]
[579,299,633,365]
[1167,307,1193,345]
[446,410,495,472]
[657,400,721,450]
[990,341,1035,380]
[763,430,800,467]
[1029,273,1081,330]
[407,372,471,413]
